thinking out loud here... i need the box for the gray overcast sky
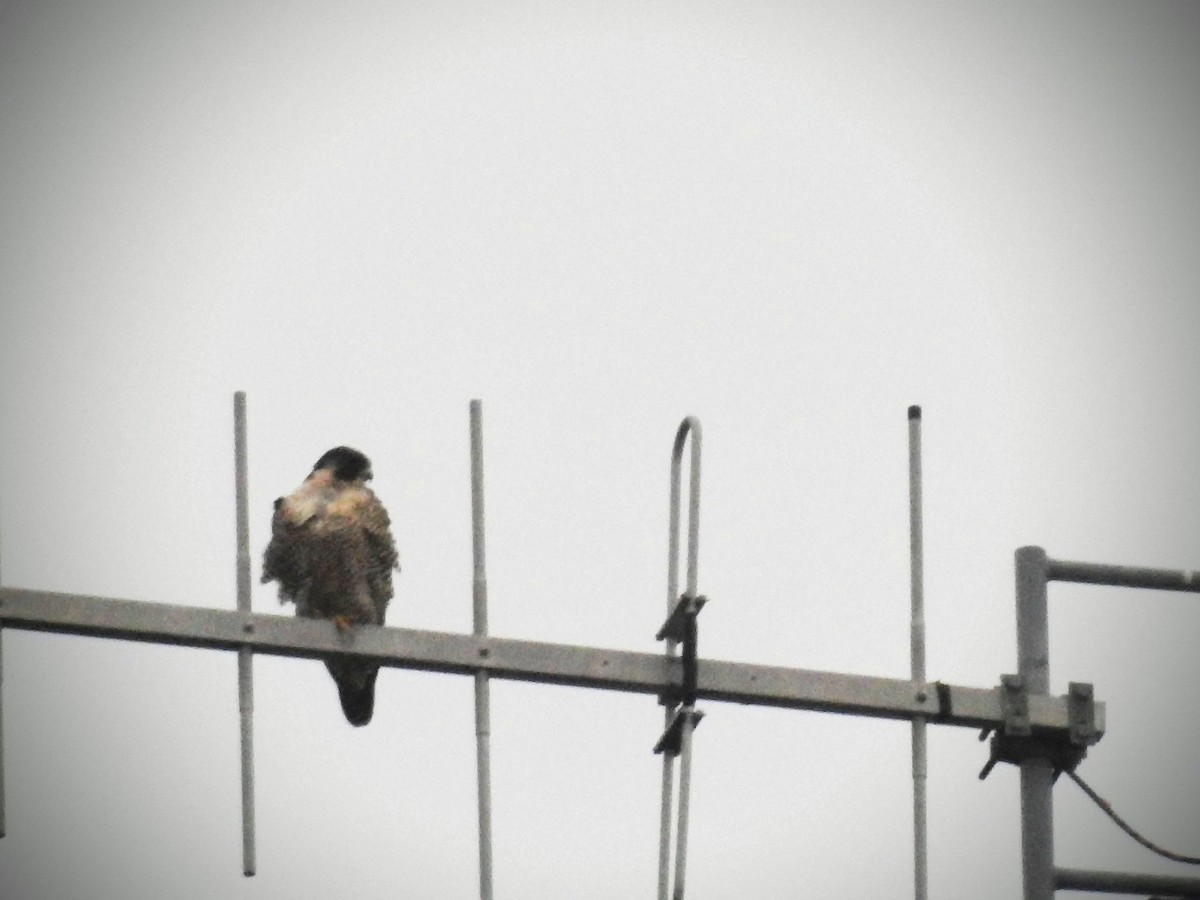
[1,2,1199,898]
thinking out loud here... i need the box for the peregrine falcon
[261,446,399,726]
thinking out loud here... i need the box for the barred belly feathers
[261,446,399,726]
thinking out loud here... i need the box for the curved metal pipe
[659,416,702,900]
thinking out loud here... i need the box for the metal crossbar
[0,586,1096,732]
[1047,559,1200,593]
[1056,866,1200,897]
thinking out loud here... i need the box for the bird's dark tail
[327,661,380,727]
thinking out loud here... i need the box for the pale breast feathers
[261,481,399,622]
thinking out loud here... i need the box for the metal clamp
[1000,673,1031,736]
[656,594,707,644]
[978,677,1098,780]
[655,707,706,757]
[655,594,706,751]
[1067,681,1097,746]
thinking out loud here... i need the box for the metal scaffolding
[3,393,1195,898]
[1013,547,1200,900]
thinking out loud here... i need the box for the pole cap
[908,405,922,420]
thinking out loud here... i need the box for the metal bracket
[1067,681,1097,746]
[654,707,705,757]
[1000,673,1031,736]
[656,594,707,643]
[656,594,706,709]
[978,676,1097,780]
[933,681,953,720]
[655,594,705,750]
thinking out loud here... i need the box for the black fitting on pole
[654,594,707,756]
[978,676,1098,781]
[655,594,707,706]
[681,598,699,707]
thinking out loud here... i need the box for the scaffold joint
[977,677,1099,781]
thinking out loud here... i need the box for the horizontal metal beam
[0,588,1099,734]
[1047,558,1200,593]
[1056,866,1200,897]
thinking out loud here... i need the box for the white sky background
[1,1,1199,898]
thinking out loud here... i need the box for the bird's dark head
[312,446,373,482]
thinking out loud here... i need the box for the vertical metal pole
[908,406,928,900]
[681,420,701,602]
[234,391,256,877]
[658,427,683,900]
[675,420,700,900]
[657,728,674,900]
[470,400,494,900]
[671,713,695,900]
[660,417,701,900]
[1016,546,1053,900]
[0,512,5,840]
[0,613,5,841]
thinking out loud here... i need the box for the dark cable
[1065,769,1200,866]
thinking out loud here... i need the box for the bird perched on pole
[261,446,399,726]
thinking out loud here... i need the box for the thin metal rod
[669,417,702,602]
[657,721,675,900]
[672,710,697,900]
[234,391,256,877]
[1056,866,1200,896]
[473,672,492,900]
[237,650,254,875]
[660,417,702,900]
[470,399,494,900]
[0,625,4,841]
[0,535,5,840]
[908,407,927,686]
[471,400,488,638]
[1016,546,1053,900]
[1047,558,1200,593]
[908,406,927,900]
